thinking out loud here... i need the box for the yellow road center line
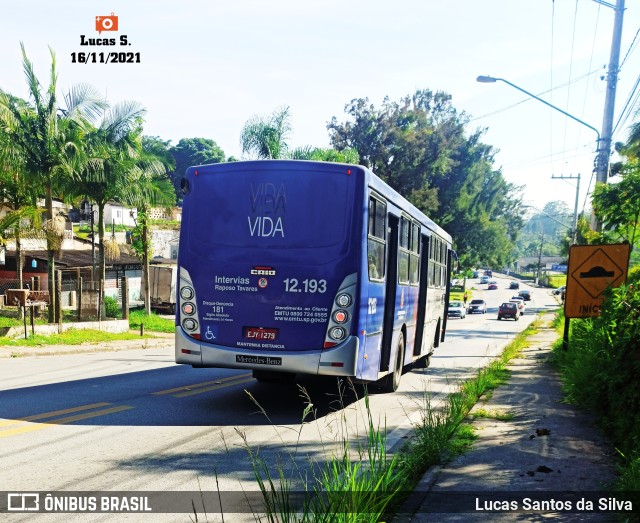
[0,405,134,438]
[173,377,255,397]
[0,402,112,428]
[152,373,252,395]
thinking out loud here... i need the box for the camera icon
[95,13,118,33]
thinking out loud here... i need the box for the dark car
[488,283,498,290]
[498,302,519,321]
[518,290,532,301]
[484,269,493,277]
[468,299,487,314]
[509,281,520,289]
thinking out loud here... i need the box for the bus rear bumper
[175,329,358,377]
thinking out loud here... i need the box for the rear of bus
[175,160,364,377]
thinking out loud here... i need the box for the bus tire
[382,337,404,393]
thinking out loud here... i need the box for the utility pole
[537,233,545,285]
[594,0,625,188]
[552,174,581,244]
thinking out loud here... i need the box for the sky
[1,0,639,218]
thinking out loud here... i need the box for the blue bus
[175,160,453,392]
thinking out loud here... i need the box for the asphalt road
[0,275,560,522]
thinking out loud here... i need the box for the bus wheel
[253,370,295,383]
[382,337,404,393]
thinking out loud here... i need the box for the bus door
[413,233,430,356]
[380,213,399,372]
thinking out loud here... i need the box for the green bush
[555,282,640,457]
[104,296,120,318]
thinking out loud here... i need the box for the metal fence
[0,273,140,321]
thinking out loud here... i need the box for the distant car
[518,290,532,301]
[484,270,493,277]
[473,271,480,278]
[511,296,526,313]
[447,301,466,319]
[488,283,498,290]
[498,302,519,321]
[552,285,566,295]
[509,281,520,290]
[468,299,487,314]
[479,276,489,284]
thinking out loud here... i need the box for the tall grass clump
[236,382,404,523]
[553,268,640,490]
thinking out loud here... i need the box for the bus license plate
[244,327,279,341]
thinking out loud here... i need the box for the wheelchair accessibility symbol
[204,325,218,341]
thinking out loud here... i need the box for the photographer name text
[475,496,633,512]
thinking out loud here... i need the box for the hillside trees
[327,89,523,267]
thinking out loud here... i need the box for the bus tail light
[179,267,201,340]
[323,273,357,349]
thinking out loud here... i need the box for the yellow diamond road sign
[564,243,631,318]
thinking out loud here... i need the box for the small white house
[103,202,137,227]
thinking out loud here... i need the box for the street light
[476,74,603,231]
[475,75,601,144]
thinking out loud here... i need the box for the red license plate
[244,327,279,341]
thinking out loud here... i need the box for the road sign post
[563,243,631,350]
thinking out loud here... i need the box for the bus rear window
[188,167,354,249]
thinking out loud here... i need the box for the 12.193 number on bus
[283,278,327,293]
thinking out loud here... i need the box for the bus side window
[398,217,410,284]
[409,222,420,284]
[368,196,386,281]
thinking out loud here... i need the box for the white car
[510,296,526,314]
[447,301,467,319]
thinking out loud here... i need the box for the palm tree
[240,106,292,159]
[122,155,176,315]
[64,101,146,316]
[0,43,107,321]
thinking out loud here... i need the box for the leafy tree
[240,106,292,159]
[590,119,640,253]
[0,44,107,321]
[168,137,224,202]
[327,89,524,268]
[592,168,640,246]
[288,145,359,163]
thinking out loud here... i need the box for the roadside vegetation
[229,321,539,521]
[552,266,640,492]
[0,302,174,347]
[0,329,149,348]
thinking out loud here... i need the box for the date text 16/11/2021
[71,35,141,64]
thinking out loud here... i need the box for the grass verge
[128,309,174,333]
[0,328,151,347]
